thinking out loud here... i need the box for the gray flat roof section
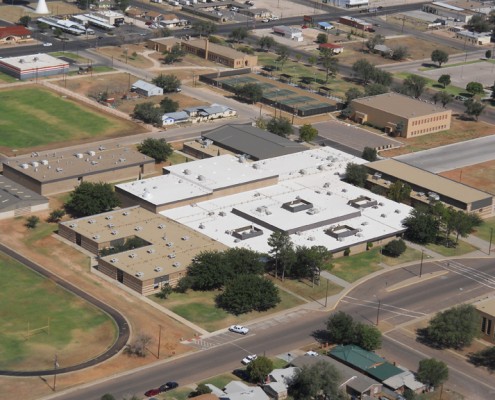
[366,159,492,204]
[352,93,447,119]
[202,124,307,160]
[4,147,154,183]
[0,176,48,210]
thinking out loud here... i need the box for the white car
[229,325,249,335]
[305,350,319,357]
[242,354,257,365]
[269,16,279,20]
[261,19,270,23]
[43,42,52,47]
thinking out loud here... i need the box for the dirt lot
[440,160,495,195]
[0,2,81,23]
[251,0,326,18]
[380,117,495,157]
[0,216,197,400]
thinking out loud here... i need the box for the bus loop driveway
[312,121,403,156]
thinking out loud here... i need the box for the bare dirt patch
[0,2,81,23]
[96,45,155,70]
[0,217,198,400]
[439,160,495,195]
[380,117,495,158]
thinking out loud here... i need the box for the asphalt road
[394,135,495,172]
[43,257,495,400]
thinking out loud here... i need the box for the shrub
[343,248,351,257]
[383,239,406,257]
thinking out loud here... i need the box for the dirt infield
[440,160,495,195]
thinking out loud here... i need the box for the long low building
[0,53,69,80]
[59,206,226,295]
[365,159,494,217]
[3,146,155,196]
[350,93,452,138]
[0,176,49,220]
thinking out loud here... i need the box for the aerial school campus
[1,0,495,399]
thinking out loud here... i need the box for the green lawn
[426,238,478,256]
[273,277,342,301]
[67,66,115,76]
[0,252,116,369]
[152,285,305,332]
[49,51,86,61]
[0,72,17,83]
[0,87,124,149]
[472,217,495,242]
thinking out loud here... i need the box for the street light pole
[376,298,381,326]
[419,249,424,278]
[324,279,329,308]
[53,354,59,391]
[489,228,493,256]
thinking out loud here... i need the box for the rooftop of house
[366,159,492,204]
[351,92,449,119]
[4,147,153,183]
[0,25,32,39]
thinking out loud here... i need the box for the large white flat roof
[0,53,68,70]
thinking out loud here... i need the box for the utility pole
[53,354,59,391]
[489,228,493,255]
[157,325,162,359]
[419,249,424,277]
[376,298,381,326]
[324,279,329,307]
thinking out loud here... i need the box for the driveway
[312,120,402,156]
[395,135,495,172]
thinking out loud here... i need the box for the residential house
[373,44,392,57]
[185,104,237,123]
[383,371,425,394]
[131,80,163,97]
[162,111,189,125]
[159,14,183,28]
[143,11,163,23]
[0,26,32,44]
[318,42,344,54]
[125,7,144,18]
[263,367,299,399]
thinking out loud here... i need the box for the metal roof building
[0,176,48,219]
[365,159,494,218]
[199,124,307,160]
[0,53,68,80]
[131,80,163,97]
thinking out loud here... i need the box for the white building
[131,80,163,97]
[272,26,303,41]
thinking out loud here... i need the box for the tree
[383,239,407,257]
[152,74,181,93]
[268,231,294,280]
[189,383,212,398]
[299,124,318,142]
[320,48,338,83]
[26,215,40,229]
[18,16,31,27]
[192,20,217,37]
[155,283,173,299]
[345,163,367,187]
[132,102,162,125]
[426,304,480,349]
[365,34,385,51]
[403,206,439,244]
[469,346,495,371]
[276,46,290,70]
[345,87,363,104]
[464,99,486,121]
[486,49,492,59]
[394,120,405,137]
[258,36,276,51]
[54,27,63,38]
[327,311,356,345]
[316,33,328,44]
[266,117,293,137]
[361,147,377,162]
[307,55,318,67]
[216,275,280,315]
[372,69,392,86]
[451,211,482,244]
[432,91,453,108]
[234,82,263,104]
[402,74,427,98]
[292,246,330,284]
[438,74,451,88]
[391,46,409,61]
[65,182,120,218]
[160,97,179,113]
[467,14,492,33]
[352,59,375,85]
[466,81,485,96]
[187,250,228,290]
[417,358,449,389]
[47,209,66,223]
[124,333,152,357]
[101,395,116,400]
[229,27,248,43]
[288,361,344,400]
[355,323,382,351]
[431,49,449,67]
[364,83,389,97]
[223,248,265,276]
[387,180,411,203]
[247,356,273,383]
[163,43,186,64]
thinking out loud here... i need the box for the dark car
[144,388,160,397]
[159,381,179,392]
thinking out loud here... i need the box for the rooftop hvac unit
[135,272,144,277]
[56,168,63,172]
[168,253,176,259]
[118,158,126,163]
[88,219,96,224]
[20,163,29,169]
[107,223,114,228]
[172,262,181,267]
[147,248,155,254]
[380,214,387,218]
[158,224,165,229]
[134,226,142,231]
[105,215,113,220]
[166,242,174,247]
[90,161,98,165]
[31,161,39,167]
[395,209,401,214]
[182,236,189,241]
[87,150,96,156]
[199,223,205,229]
[129,253,136,258]
[110,258,118,263]
[327,191,332,196]
[183,169,192,175]
[98,146,106,151]
[111,230,118,235]
[361,221,369,226]
[123,211,130,216]
[93,234,100,240]
[219,211,226,216]
[342,188,347,192]
[323,182,330,188]
[69,223,77,228]
[379,202,384,206]
[154,267,163,272]
[75,153,83,158]
[198,175,206,181]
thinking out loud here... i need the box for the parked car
[144,388,161,397]
[42,42,52,47]
[261,18,270,23]
[269,16,279,20]
[229,325,249,335]
[159,381,179,392]
[305,350,319,356]
[242,354,257,365]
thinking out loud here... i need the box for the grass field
[0,252,116,370]
[0,72,17,83]
[0,86,141,152]
[472,217,495,242]
[426,238,478,256]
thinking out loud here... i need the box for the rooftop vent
[110,258,118,263]
[135,272,144,277]
[172,262,181,267]
[147,248,155,254]
[154,267,163,272]
[92,234,100,240]
[105,215,113,220]
[111,230,118,235]
[129,253,136,258]
[181,236,189,241]
[158,224,165,229]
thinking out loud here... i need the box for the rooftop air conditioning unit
[154,267,163,272]
[168,253,176,259]
[105,215,113,220]
[75,153,83,159]
[147,248,155,254]
[129,253,136,258]
[107,223,114,228]
[88,219,96,224]
[123,211,130,216]
[93,234,100,240]
[111,230,118,235]
[135,272,144,277]
[181,236,189,241]
[110,258,118,263]
[158,224,165,229]
[88,150,96,156]
[134,226,142,231]
[166,242,174,247]
[172,262,181,267]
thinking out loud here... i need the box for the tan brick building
[59,206,226,295]
[351,93,452,138]
[476,298,495,344]
[3,147,155,196]
[146,37,257,69]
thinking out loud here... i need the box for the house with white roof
[206,381,269,400]
[131,80,163,97]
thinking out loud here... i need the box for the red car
[144,388,160,397]
[301,25,308,29]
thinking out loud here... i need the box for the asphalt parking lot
[312,120,403,156]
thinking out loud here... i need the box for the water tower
[35,0,50,14]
